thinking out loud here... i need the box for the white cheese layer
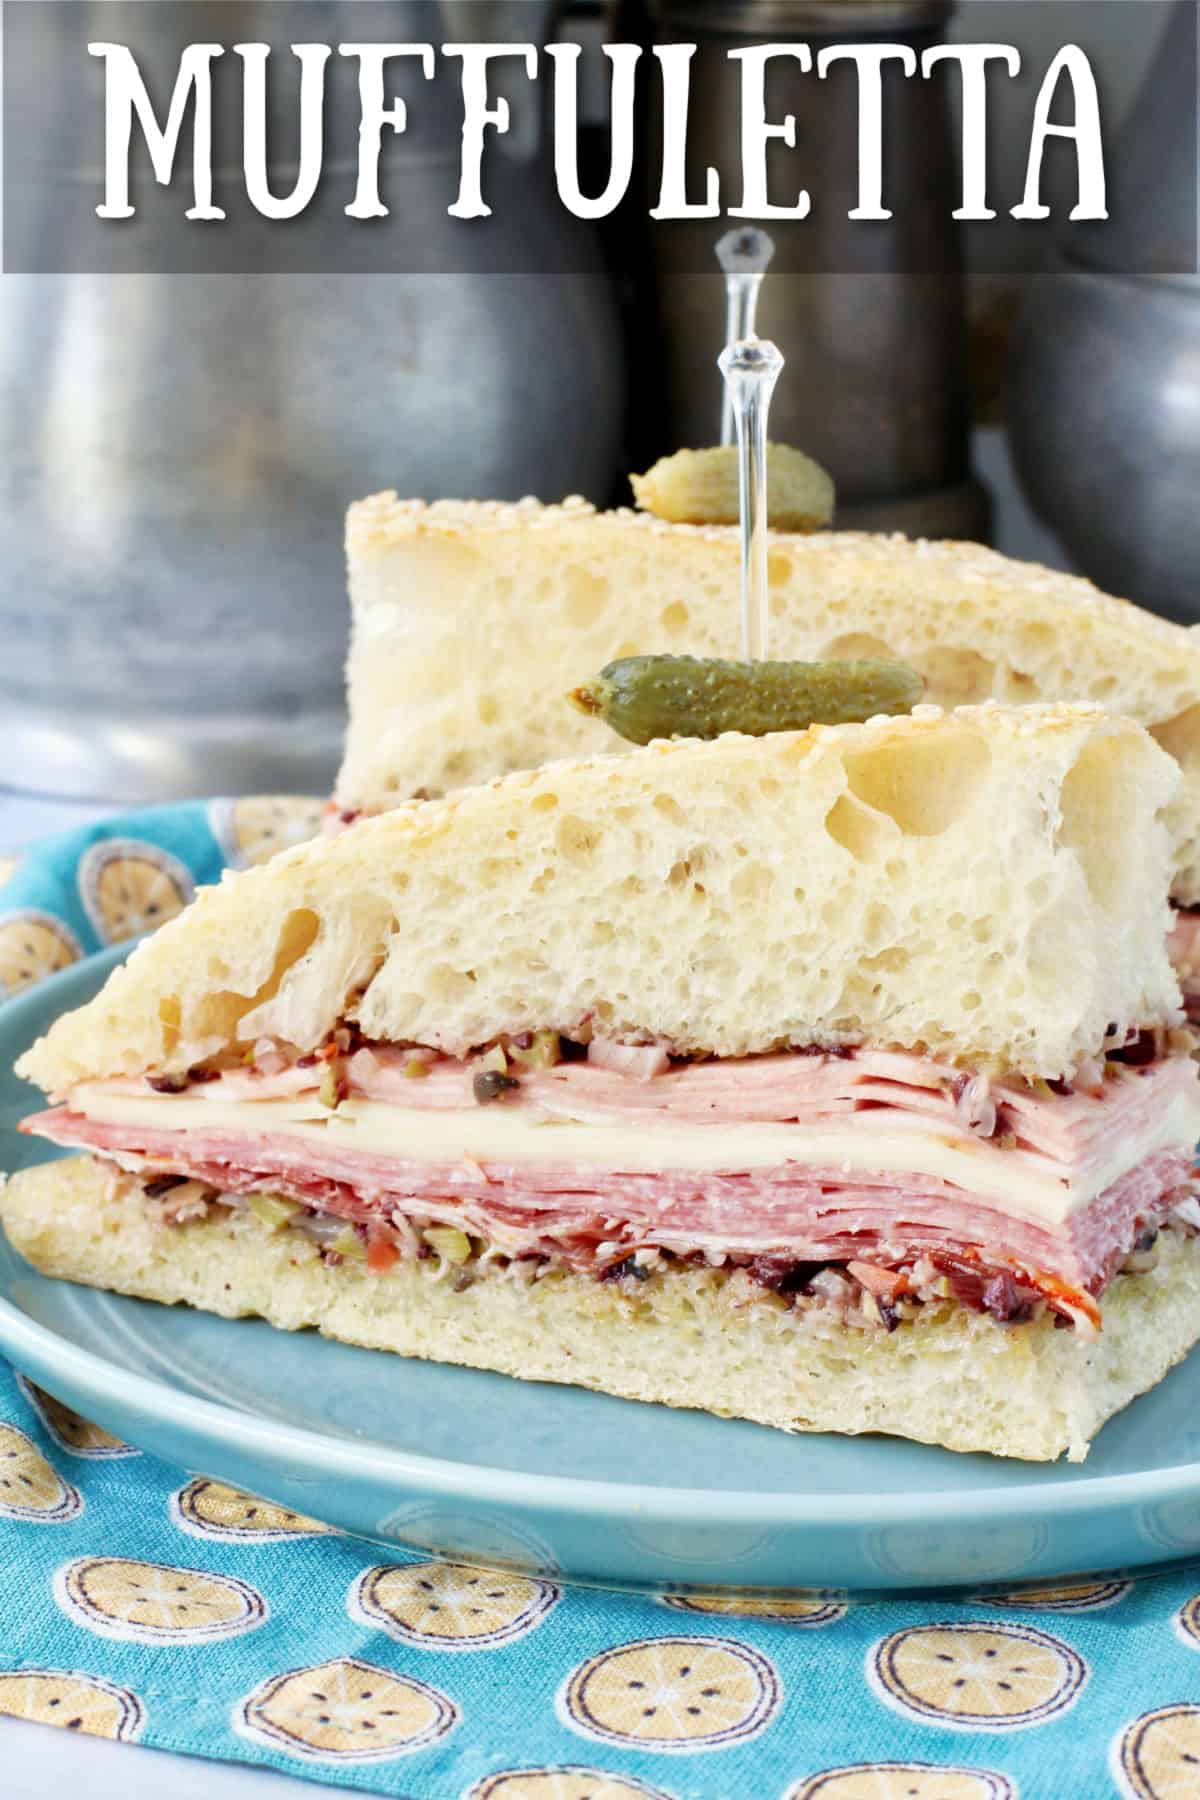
[66,1081,1200,1230]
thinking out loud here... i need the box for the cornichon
[631,443,834,531]
[569,654,924,746]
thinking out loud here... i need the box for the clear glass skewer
[716,228,776,446]
[719,335,784,663]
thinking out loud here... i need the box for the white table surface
[0,1716,353,1800]
[0,427,1073,1795]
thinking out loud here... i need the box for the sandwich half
[338,494,1200,923]
[6,704,1200,1461]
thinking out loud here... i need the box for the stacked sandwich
[337,492,1200,1016]
[6,704,1199,1461]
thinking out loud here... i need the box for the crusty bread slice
[341,493,1200,903]
[5,1157,1199,1462]
[16,707,1181,1091]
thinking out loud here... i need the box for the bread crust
[341,494,1200,902]
[6,1156,1199,1463]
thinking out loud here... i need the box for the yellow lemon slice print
[1140,1495,1200,1554]
[869,1621,1087,1731]
[55,1556,267,1644]
[979,1578,1132,1614]
[0,912,82,998]
[209,796,325,869]
[662,1591,845,1627]
[0,854,18,888]
[624,1518,768,1568]
[469,1769,675,1800]
[350,1560,559,1651]
[0,1423,83,1523]
[16,1377,136,1460]
[171,1477,332,1541]
[77,839,194,945]
[0,1670,144,1742]
[867,1522,1047,1583]
[374,1502,558,1576]
[788,1765,1015,1800]
[1113,1705,1200,1799]
[558,1635,780,1753]
[1174,1594,1200,1650]
[234,1657,459,1764]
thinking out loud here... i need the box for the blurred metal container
[1007,0,1200,620]
[1,1,625,801]
[641,0,988,539]
[1009,267,1200,622]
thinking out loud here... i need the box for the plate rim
[4,947,1200,1531]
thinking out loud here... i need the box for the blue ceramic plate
[4,948,1200,1595]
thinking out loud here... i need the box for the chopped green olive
[508,1030,562,1071]
[328,1227,367,1261]
[318,1061,344,1109]
[424,1226,472,1265]
[247,1193,301,1231]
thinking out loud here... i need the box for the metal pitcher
[1007,0,1200,620]
[1,1,625,801]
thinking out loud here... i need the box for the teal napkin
[2,805,1199,1800]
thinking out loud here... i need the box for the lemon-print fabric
[0,800,314,994]
[3,808,1200,1798]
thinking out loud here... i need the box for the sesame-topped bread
[19,705,1182,1094]
[339,493,1200,903]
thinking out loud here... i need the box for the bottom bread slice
[4,1156,1200,1463]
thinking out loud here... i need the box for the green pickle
[569,654,923,746]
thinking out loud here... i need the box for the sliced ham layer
[25,1106,1195,1308]
[21,1108,1200,1310]
[24,1043,1200,1311]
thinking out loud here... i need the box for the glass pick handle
[716,228,776,447]
[719,336,784,664]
